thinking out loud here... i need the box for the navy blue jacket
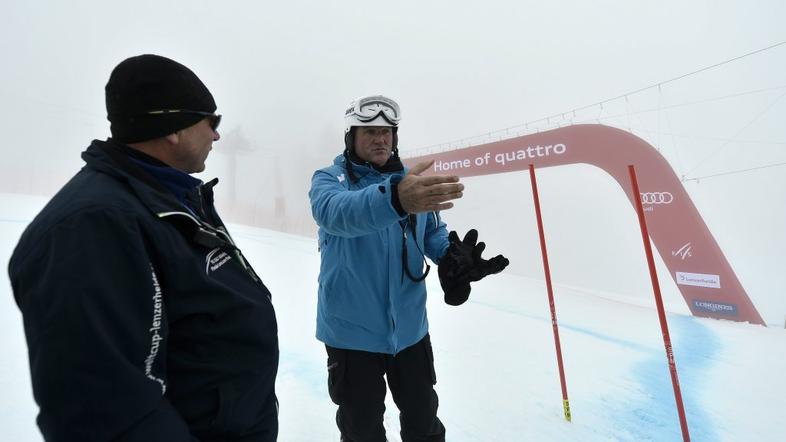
[309,154,449,354]
[8,140,278,441]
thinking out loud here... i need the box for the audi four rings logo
[640,192,674,204]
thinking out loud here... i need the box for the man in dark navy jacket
[8,55,278,441]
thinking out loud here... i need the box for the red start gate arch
[404,124,765,325]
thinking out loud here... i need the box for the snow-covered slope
[2,193,783,441]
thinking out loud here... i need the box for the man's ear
[164,132,179,145]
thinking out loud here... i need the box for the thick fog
[1,1,784,323]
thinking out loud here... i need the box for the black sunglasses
[147,109,222,131]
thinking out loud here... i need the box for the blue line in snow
[470,298,658,354]
[278,349,327,396]
[471,298,719,440]
[604,315,719,441]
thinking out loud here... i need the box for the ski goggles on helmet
[345,95,401,128]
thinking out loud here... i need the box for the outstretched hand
[397,160,464,213]
[438,229,509,306]
[451,230,509,282]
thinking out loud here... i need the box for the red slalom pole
[628,165,690,441]
[528,164,571,422]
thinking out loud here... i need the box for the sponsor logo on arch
[676,271,720,289]
[672,242,693,260]
[641,191,674,211]
[693,299,738,316]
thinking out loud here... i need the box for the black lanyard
[401,214,431,283]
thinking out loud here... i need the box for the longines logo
[672,242,692,260]
[693,300,738,316]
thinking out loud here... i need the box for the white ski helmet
[344,95,401,133]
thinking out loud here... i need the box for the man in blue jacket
[8,55,278,441]
[309,95,509,441]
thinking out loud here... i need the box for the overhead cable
[408,40,786,156]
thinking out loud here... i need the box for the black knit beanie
[105,54,217,143]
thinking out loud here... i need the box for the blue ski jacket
[309,154,450,354]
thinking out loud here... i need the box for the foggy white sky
[2,1,783,170]
[1,1,784,322]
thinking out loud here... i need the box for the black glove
[438,229,509,306]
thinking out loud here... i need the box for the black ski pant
[325,334,446,442]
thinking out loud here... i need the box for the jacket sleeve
[309,169,406,237]
[424,211,450,264]
[9,208,195,442]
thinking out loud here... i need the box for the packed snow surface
[1,193,783,441]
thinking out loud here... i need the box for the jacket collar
[333,152,404,178]
[81,139,213,218]
[129,157,202,207]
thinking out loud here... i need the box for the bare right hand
[398,160,464,213]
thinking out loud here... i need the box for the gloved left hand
[438,229,509,306]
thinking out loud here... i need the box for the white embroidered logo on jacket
[206,248,231,274]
